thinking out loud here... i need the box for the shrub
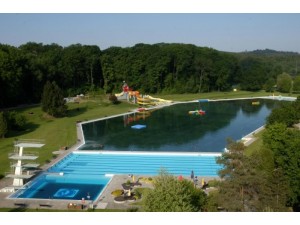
[139,177,154,184]
[207,179,220,187]
[108,94,119,104]
[5,111,27,131]
[111,189,124,197]
[127,207,139,212]
[134,188,144,199]
[143,171,207,212]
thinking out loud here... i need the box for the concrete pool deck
[0,174,218,211]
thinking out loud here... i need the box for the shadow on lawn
[9,207,28,212]
[66,105,88,118]
[6,122,40,138]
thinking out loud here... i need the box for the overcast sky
[0,13,299,53]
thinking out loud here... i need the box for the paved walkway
[241,125,265,147]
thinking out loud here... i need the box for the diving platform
[0,185,25,193]
[9,154,38,160]
[6,174,34,179]
[14,139,44,148]
[14,143,44,148]
[5,139,45,189]
[10,163,40,168]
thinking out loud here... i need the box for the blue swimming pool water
[10,172,110,200]
[48,152,221,177]
[11,152,221,200]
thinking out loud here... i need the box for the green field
[0,97,136,176]
[156,90,298,101]
[0,91,296,177]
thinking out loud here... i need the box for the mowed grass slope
[0,98,136,176]
[156,90,295,101]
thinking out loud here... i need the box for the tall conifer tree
[0,112,8,138]
[41,81,67,117]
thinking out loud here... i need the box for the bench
[67,203,84,210]
[39,204,52,208]
[14,203,27,207]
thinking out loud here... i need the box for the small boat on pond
[188,109,206,115]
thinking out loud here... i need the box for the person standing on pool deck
[191,170,194,180]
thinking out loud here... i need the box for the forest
[1,42,300,108]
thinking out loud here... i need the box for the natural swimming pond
[80,99,278,152]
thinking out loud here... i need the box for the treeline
[0,42,103,108]
[215,98,300,211]
[1,42,300,108]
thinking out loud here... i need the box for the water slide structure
[115,82,172,106]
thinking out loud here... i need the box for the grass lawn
[0,97,136,176]
[244,129,265,156]
[155,90,297,101]
[0,90,295,176]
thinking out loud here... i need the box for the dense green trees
[143,170,207,212]
[293,76,300,92]
[0,44,27,107]
[5,111,27,131]
[263,122,300,210]
[0,43,102,108]
[101,44,239,94]
[264,78,276,92]
[41,81,67,117]
[1,42,300,109]
[262,97,300,210]
[216,139,289,211]
[266,96,300,127]
[0,111,27,138]
[277,72,292,93]
[214,97,300,211]
[239,57,267,91]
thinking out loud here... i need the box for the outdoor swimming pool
[48,152,221,176]
[11,152,221,200]
[10,173,110,200]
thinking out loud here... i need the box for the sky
[0,13,300,53]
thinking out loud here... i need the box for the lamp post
[273,168,279,211]
[87,193,92,209]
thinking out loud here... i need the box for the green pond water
[80,99,278,152]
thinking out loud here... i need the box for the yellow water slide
[147,95,172,104]
[137,97,155,105]
[115,91,124,97]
